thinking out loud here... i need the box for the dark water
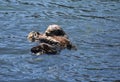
[0,0,120,82]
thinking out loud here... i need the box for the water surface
[0,0,120,82]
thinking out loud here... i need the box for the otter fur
[27,24,76,55]
[45,24,68,38]
[31,43,60,55]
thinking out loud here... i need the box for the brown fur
[31,43,59,54]
[45,24,68,38]
[27,24,76,55]
[27,31,41,42]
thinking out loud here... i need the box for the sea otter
[27,24,68,42]
[27,31,75,49]
[27,24,76,55]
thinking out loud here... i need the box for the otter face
[45,24,67,37]
[27,31,40,42]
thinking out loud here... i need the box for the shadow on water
[0,0,120,82]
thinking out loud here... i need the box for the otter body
[27,24,76,55]
[31,43,60,55]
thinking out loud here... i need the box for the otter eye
[34,33,38,38]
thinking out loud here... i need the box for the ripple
[49,2,75,9]
[0,0,120,82]
[80,14,120,21]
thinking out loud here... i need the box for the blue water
[0,0,120,82]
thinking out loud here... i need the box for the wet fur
[31,43,60,54]
[45,24,68,38]
[28,24,76,55]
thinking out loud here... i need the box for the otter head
[45,24,67,37]
[27,31,41,42]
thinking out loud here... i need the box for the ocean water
[0,0,120,82]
